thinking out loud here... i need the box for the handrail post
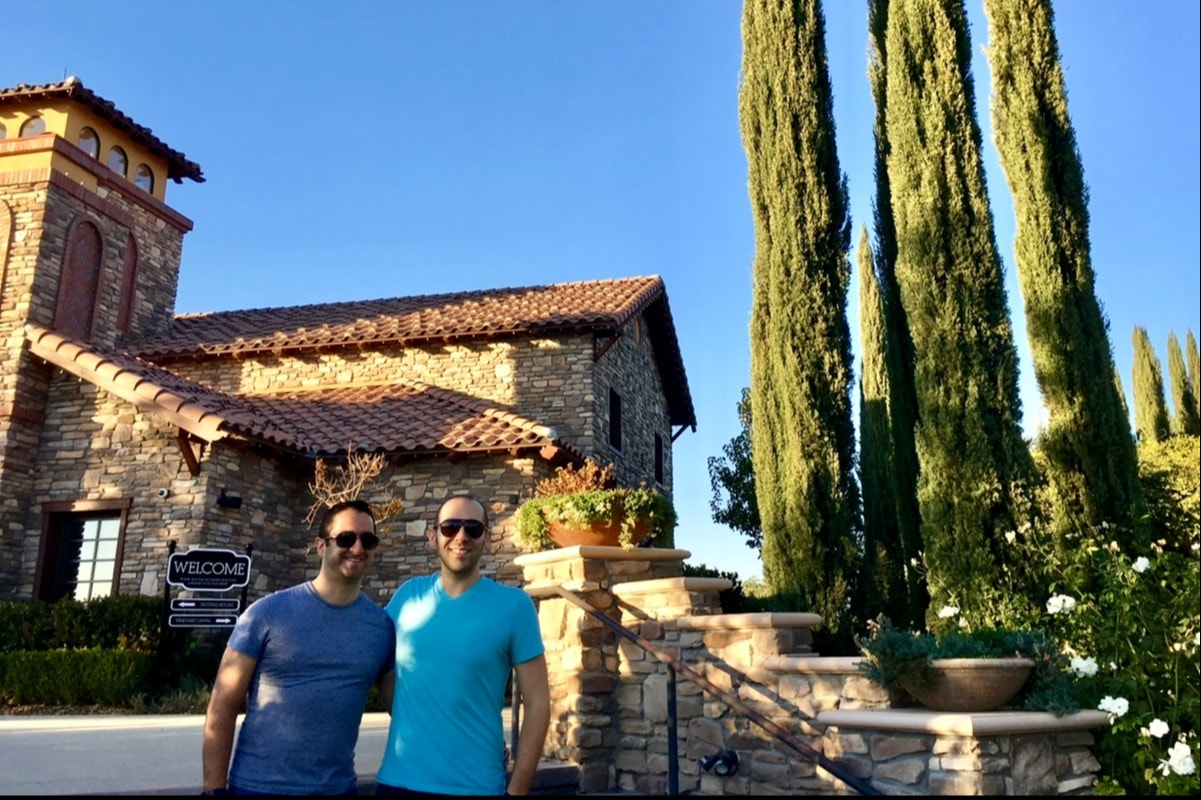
[667,663,679,796]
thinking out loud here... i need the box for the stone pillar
[516,545,693,793]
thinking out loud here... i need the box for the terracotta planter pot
[544,504,651,549]
[899,657,1035,712]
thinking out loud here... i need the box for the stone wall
[11,367,570,600]
[592,318,674,494]
[516,548,1108,796]
[0,163,188,599]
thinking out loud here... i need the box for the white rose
[1132,556,1150,573]
[937,605,959,619]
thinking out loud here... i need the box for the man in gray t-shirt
[202,500,395,796]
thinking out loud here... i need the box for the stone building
[0,78,696,604]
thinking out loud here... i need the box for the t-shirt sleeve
[510,590,545,666]
[227,595,271,660]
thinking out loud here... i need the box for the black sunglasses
[321,531,381,550]
[437,519,487,539]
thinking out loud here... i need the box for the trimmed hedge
[0,648,154,705]
[0,595,165,653]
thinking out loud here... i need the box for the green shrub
[928,433,1201,794]
[682,562,749,614]
[0,648,153,706]
[0,595,167,653]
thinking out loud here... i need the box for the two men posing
[202,496,551,796]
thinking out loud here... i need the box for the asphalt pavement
[0,712,398,795]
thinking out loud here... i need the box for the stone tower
[0,78,203,597]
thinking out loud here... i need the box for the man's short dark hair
[435,494,489,527]
[320,499,376,537]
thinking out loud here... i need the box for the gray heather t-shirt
[227,581,395,795]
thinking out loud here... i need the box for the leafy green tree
[867,0,925,627]
[884,0,1036,625]
[1187,329,1200,419]
[985,0,1146,539]
[707,388,761,550]
[857,227,916,627]
[1167,331,1200,435]
[740,0,860,640]
[1131,326,1171,444]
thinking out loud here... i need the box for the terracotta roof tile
[133,276,663,357]
[0,78,204,183]
[130,275,696,428]
[25,324,577,460]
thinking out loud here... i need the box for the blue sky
[11,1,1199,582]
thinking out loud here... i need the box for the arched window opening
[107,146,128,177]
[134,164,154,193]
[116,233,138,333]
[54,220,104,339]
[78,127,100,158]
[19,116,46,137]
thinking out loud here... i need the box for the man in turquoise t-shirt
[376,495,550,796]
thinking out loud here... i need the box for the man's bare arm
[506,654,550,796]
[376,668,395,714]
[202,647,257,792]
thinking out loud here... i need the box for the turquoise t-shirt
[226,581,395,795]
[377,575,545,795]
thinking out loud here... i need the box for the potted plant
[513,459,677,551]
[855,615,1080,714]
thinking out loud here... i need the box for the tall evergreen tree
[867,0,925,627]
[1113,365,1131,433]
[984,0,1144,535]
[884,0,1035,622]
[740,0,860,640]
[857,226,912,627]
[1131,326,1171,444]
[1166,331,1200,435]
[1186,329,1200,420]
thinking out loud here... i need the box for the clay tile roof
[0,78,204,183]
[131,275,696,428]
[25,323,577,460]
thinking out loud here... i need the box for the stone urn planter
[899,657,1035,712]
[513,478,676,553]
[545,503,651,548]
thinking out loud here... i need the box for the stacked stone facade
[516,548,1108,796]
[0,149,189,599]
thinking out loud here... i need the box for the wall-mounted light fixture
[698,748,739,777]
[216,488,243,510]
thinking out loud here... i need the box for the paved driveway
[0,712,394,795]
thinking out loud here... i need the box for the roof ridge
[171,275,662,321]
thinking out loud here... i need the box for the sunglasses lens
[439,519,486,539]
[332,532,379,550]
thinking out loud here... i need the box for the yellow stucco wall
[0,100,169,201]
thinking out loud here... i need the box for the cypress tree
[1113,365,1131,433]
[868,0,925,627]
[1186,329,1200,420]
[740,0,860,641]
[1131,326,1171,444]
[884,0,1035,623]
[1166,331,1200,435]
[984,0,1145,535]
[857,226,912,627]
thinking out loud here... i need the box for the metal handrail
[538,585,880,796]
